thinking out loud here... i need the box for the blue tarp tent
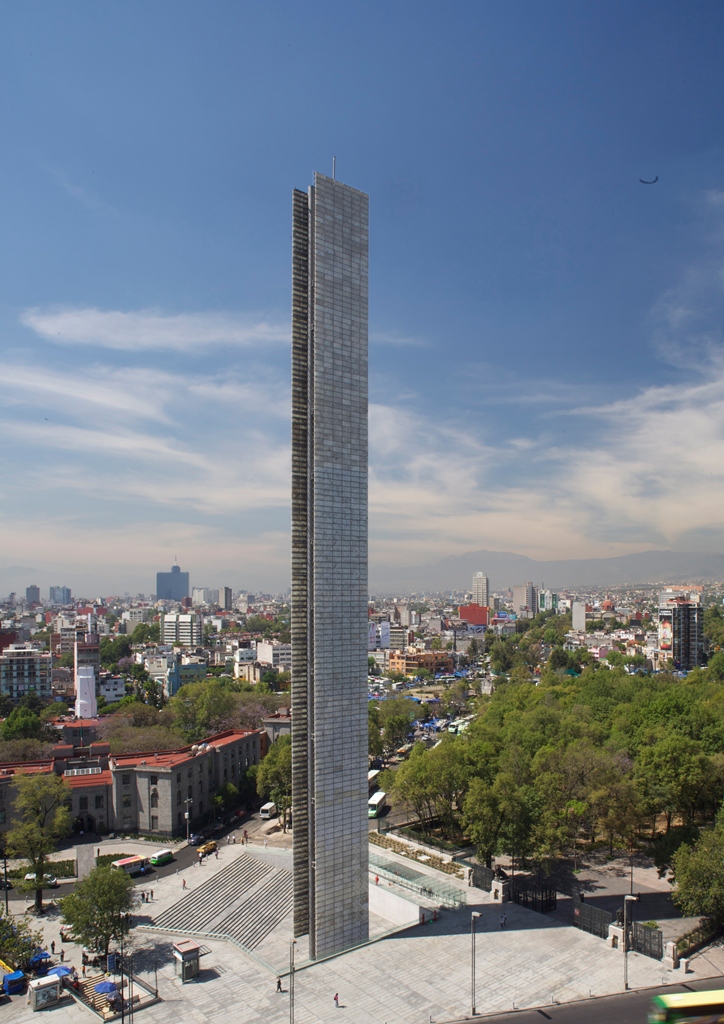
[3,970,25,994]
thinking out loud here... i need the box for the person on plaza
[215,850,219,860]
[50,940,55,954]
[82,964,86,978]
[276,977,282,993]
[334,993,339,1008]
[150,889,154,900]
[60,949,65,962]
[182,878,187,890]
[243,829,248,844]
[374,875,379,885]
[500,913,506,929]
[264,838,268,849]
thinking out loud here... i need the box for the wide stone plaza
[4,836,723,1024]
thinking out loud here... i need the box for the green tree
[59,866,134,955]
[40,703,68,723]
[368,705,384,759]
[463,772,530,868]
[672,815,724,924]
[6,773,72,912]
[256,735,292,831]
[0,905,43,969]
[214,781,239,816]
[169,680,236,740]
[1,707,42,741]
[378,698,415,756]
[58,652,74,669]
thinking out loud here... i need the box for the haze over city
[2,2,724,595]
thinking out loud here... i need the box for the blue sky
[1,1,724,595]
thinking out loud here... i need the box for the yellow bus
[649,990,724,1022]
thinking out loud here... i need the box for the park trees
[169,679,237,740]
[672,812,724,924]
[256,735,292,830]
[377,697,415,757]
[59,866,134,956]
[1,707,43,742]
[0,906,43,969]
[6,773,72,912]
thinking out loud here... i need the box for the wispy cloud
[21,307,289,352]
[370,329,427,347]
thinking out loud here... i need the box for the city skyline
[1,4,724,594]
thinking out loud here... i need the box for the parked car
[198,841,217,857]
[0,879,13,890]
[188,834,202,846]
[24,873,58,888]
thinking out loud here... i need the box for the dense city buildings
[156,563,190,601]
[291,172,370,959]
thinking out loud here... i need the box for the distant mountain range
[369,549,724,594]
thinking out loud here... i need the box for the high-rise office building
[220,586,232,611]
[291,172,369,959]
[513,582,538,616]
[471,572,489,606]
[156,564,189,602]
[658,599,704,671]
[26,585,40,605]
[49,586,72,605]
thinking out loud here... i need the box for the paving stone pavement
[2,843,720,1024]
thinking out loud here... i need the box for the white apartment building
[161,613,202,647]
[0,645,52,702]
[255,641,292,672]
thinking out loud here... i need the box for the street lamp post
[289,939,296,1024]
[184,798,193,843]
[471,911,481,1016]
[1,840,8,915]
[623,894,638,991]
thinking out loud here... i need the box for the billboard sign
[659,610,673,652]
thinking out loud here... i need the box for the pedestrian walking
[82,965,86,978]
[97,848,101,858]
[50,940,55,955]
[374,875,379,885]
[264,838,268,849]
[182,878,187,890]
[60,949,65,963]
[334,993,339,1008]
[198,852,202,864]
[500,913,506,929]
[215,851,219,860]
[276,977,282,993]
[150,889,154,900]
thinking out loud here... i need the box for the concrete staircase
[149,851,294,952]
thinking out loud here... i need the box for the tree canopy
[6,773,72,912]
[59,865,134,955]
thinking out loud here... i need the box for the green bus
[149,849,174,867]
[649,990,724,1022]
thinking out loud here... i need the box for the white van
[260,801,277,819]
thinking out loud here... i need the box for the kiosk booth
[28,975,62,1010]
[172,940,201,983]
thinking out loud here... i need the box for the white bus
[368,791,387,818]
[368,769,380,793]
[111,855,149,876]
[260,801,277,819]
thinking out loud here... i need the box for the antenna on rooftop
[332,156,336,180]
